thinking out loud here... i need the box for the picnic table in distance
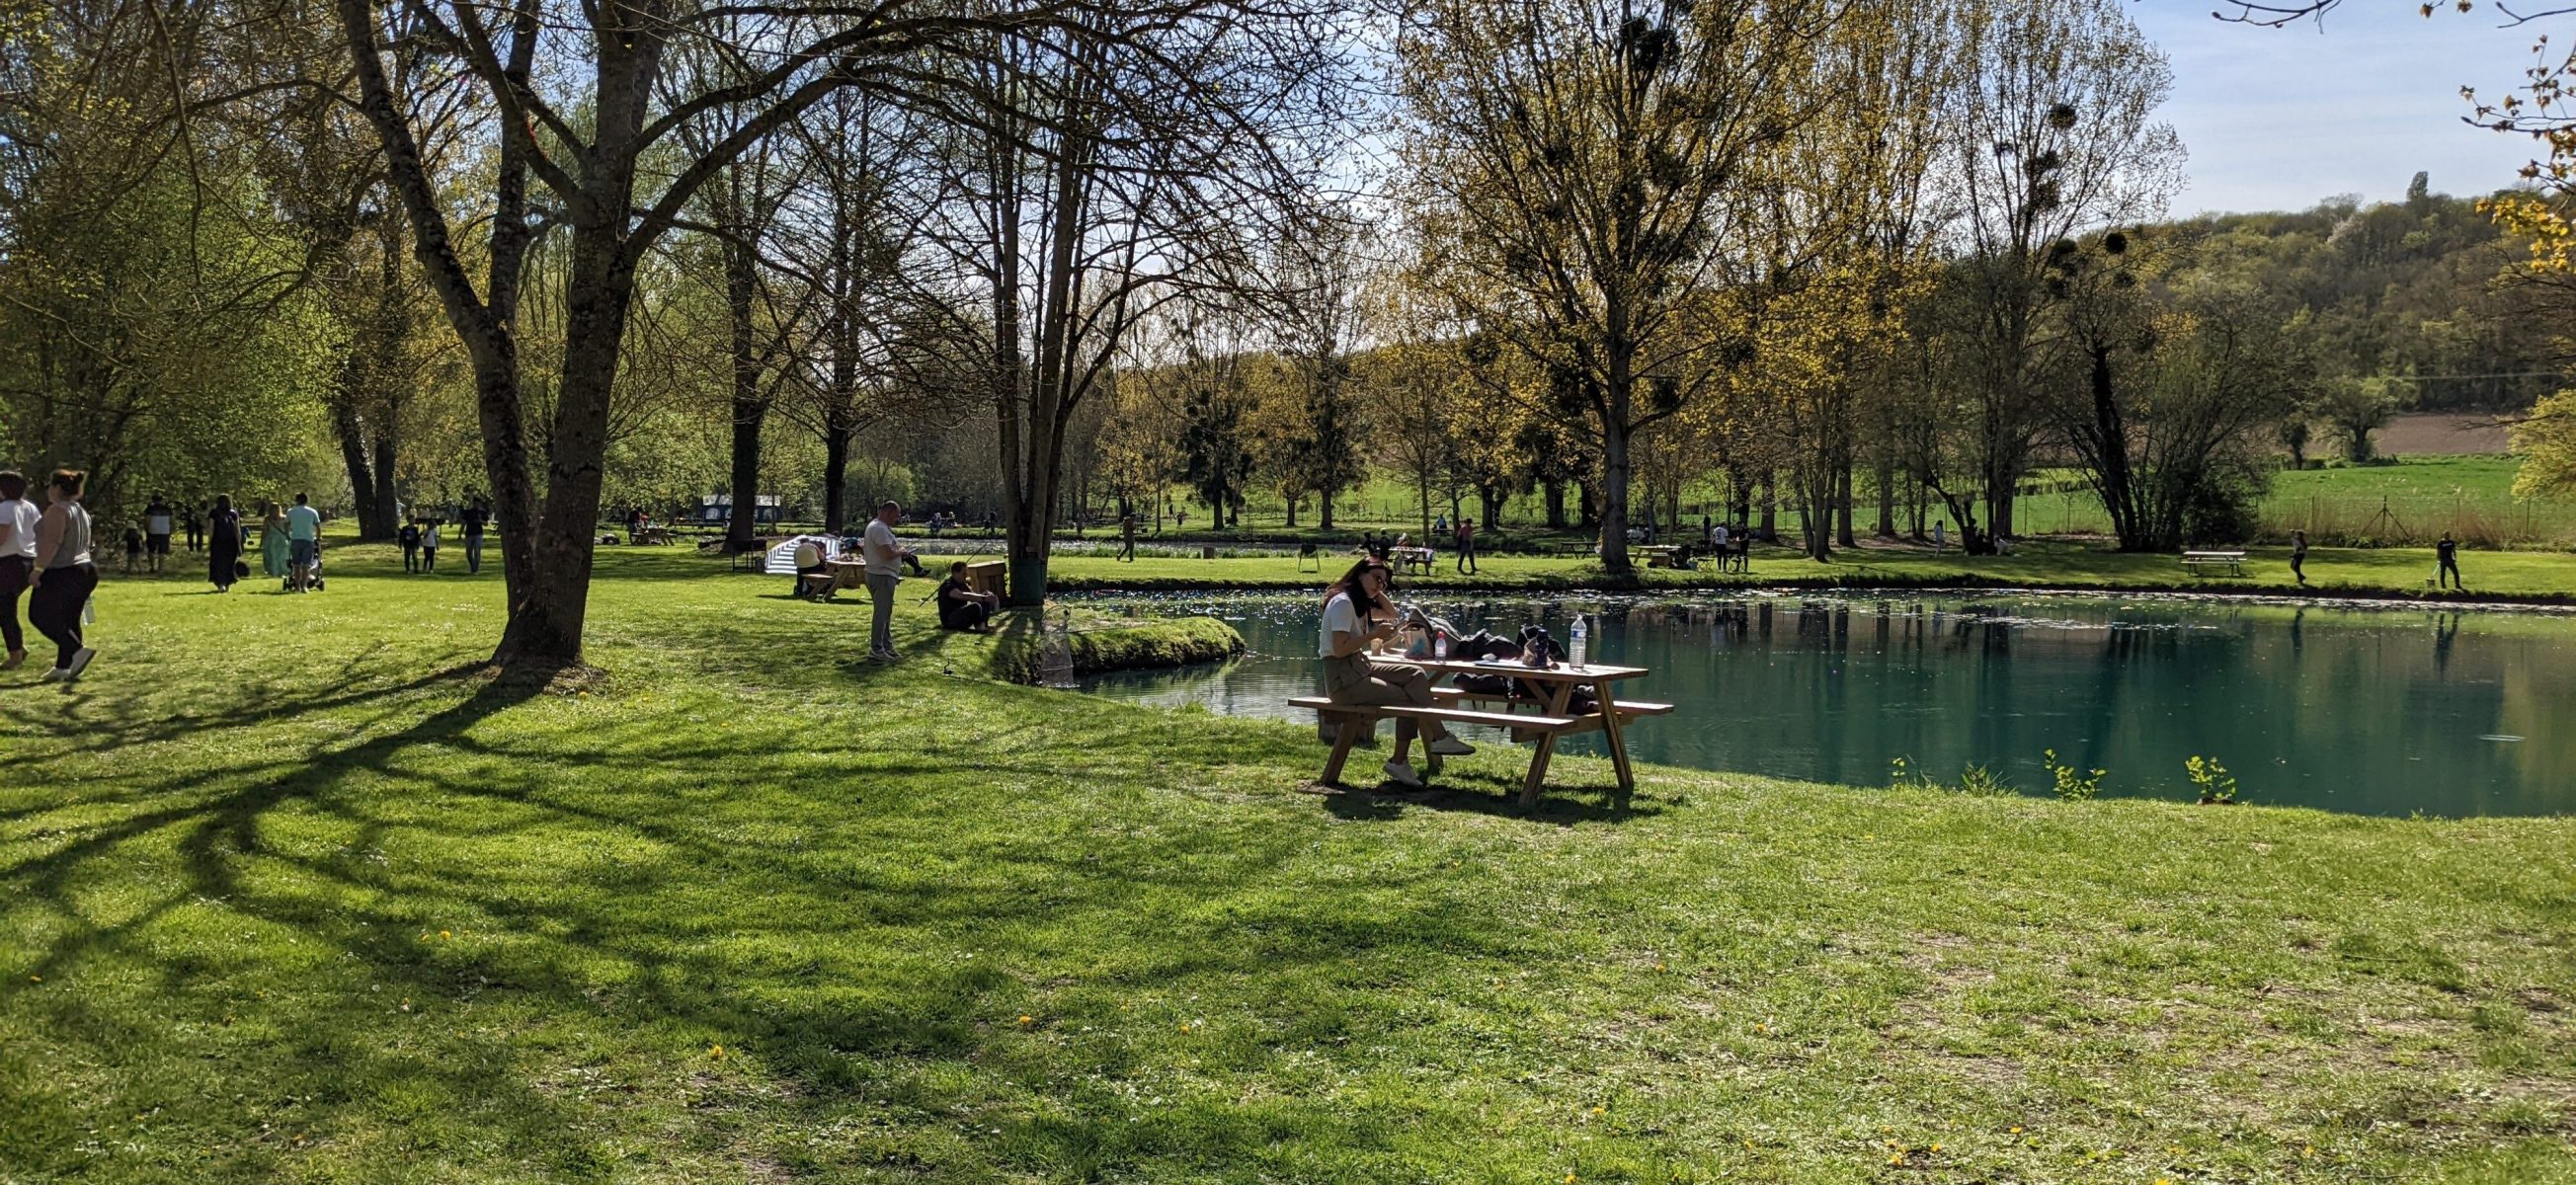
[1290,653,1672,807]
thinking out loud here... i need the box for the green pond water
[1070,592,2576,817]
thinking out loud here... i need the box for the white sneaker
[64,648,94,681]
[1381,760,1424,789]
[1426,736,1476,757]
[40,667,69,682]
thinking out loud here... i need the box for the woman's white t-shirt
[1,499,36,560]
[1320,592,1362,658]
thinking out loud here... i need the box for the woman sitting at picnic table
[1319,558,1473,789]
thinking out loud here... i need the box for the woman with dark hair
[28,469,99,681]
[206,495,242,592]
[0,470,34,670]
[1318,558,1471,788]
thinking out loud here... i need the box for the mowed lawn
[5,540,2575,1183]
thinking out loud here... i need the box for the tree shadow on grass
[1315,766,1654,826]
[1,646,1531,1179]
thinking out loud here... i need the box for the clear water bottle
[1434,630,1450,661]
[1569,614,1588,669]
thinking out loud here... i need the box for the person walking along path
[28,469,99,682]
[261,502,291,580]
[0,471,35,670]
[462,501,489,574]
[861,501,916,663]
[206,496,242,592]
[1453,518,1477,574]
[284,494,322,592]
[2291,530,2309,587]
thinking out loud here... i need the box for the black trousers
[29,563,96,668]
[0,555,27,654]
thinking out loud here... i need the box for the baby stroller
[284,548,326,591]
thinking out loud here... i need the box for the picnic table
[808,557,868,599]
[2180,550,2247,578]
[1291,655,1670,807]
[1390,546,1436,575]
[1635,543,1684,568]
[632,526,676,546]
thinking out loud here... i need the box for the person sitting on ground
[934,562,1001,632]
[1318,558,1473,789]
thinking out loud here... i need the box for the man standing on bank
[861,501,916,663]
[2291,529,2308,588]
[2436,532,2463,590]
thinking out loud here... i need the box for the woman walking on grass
[0,470,35,671]
[28,469,99,682]
[261,502,291,579]
[206,495,242,592]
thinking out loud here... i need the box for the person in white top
[1317,558,1472,789]
[860,501,916,662]
[28,468,99,681]
[0,470,37,670]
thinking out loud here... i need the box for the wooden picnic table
[1292,655,1668,807]
[1390,546,1436,575]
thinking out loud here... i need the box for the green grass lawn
[7,539,2576,1183]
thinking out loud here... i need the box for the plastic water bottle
[1434,631,1450,661]
[1569,614,1588,669]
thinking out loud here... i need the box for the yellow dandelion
[709,1044,725,1058]
[27,975,38,984]
[2009,1126,2023,1134]
[1563,1174,1576,1184]
[1654,962,1665,971]
[1929,1143,1942,1152]
[2302,1146,2315,1158]
[1590,1106,1605,1116]
[440,929,451,940]
[1886,1153,1902,1165]
[1017,1015,1033,1025]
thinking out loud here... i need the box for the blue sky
[2134,1,2550,214]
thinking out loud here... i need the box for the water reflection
[1071,592,2576,818]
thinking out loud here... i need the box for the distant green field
[1200,455,2576,550]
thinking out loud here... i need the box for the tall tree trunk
[1836,461,1856,549]
[723,238,766,552]
[1318,483,1336,530]
[1758,473,1777,541]
[501,203,639,663]
[332,396,381,538]
[370,427,399,530]
[822,410,852,534]
[1875,453,1895,538]
[1543,479,1567,528]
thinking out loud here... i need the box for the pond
[1070,592,2576,818]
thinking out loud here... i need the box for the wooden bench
[1556,540,1594,556]
[2181,550,2247,578]
[1289,697,1576,789]
[797,570,839,600]
[1290,657,1658,807]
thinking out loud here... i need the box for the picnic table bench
[1390,546,1436,575]
[2181,550,2248,578]
[1291,656,1669,807]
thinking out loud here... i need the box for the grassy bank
[1033,537,2576,606]
[988,613,1247,684]
[6,539,2574,1183]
